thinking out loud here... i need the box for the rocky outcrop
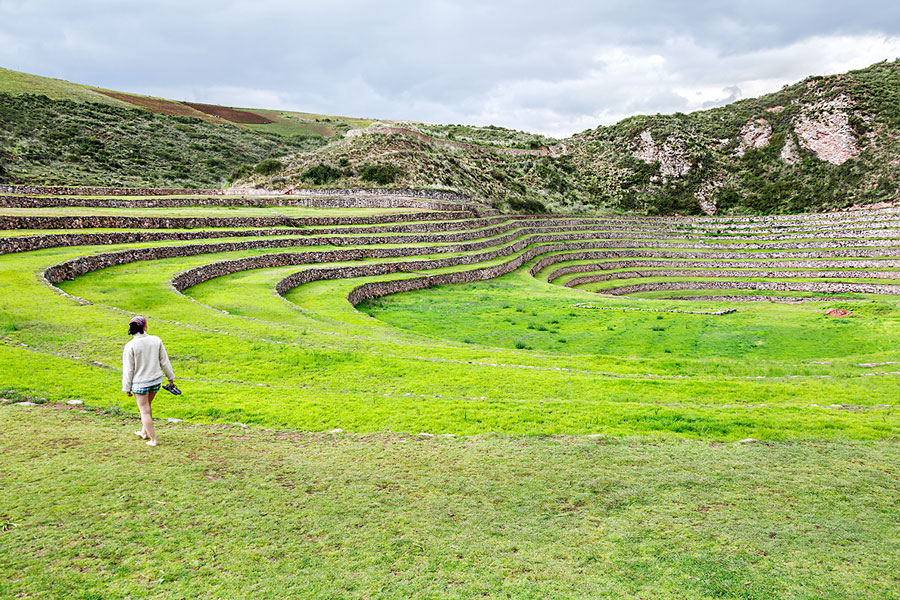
[736,119,773,157]
[780,135,801,165]
[632,130,692,177]
[794,95,861,165]
[694,180,723,216]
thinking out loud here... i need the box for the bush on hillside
[229,164,253,183]
[301,163,342,185]
[508,196,547,213]
[359,164,402,185]
[254,158,283,176]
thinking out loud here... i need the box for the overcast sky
[2,1,900,137]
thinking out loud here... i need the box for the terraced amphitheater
[3,186,899,439]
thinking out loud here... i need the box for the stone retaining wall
[9,213,900,254]
[545,259,900,282]
[43,233,900,290]
[46,231,591,287]
[602,280,900,296]
[529,248,900,276]
[7,217,600,254]
[1,210,474,231]
[0,194,475,213]
[563,269,900,288]
[280,187,476,204]
[0,185,219,196]
[0,184,479,204]
[661,295,864,303]
[40,224,900,307]
[2,219,521,254]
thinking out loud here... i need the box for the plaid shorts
[132,383,161,394]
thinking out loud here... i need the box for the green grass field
[2,191,899,597]
[3,405,899,600]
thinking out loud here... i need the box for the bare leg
[135,393,157,446]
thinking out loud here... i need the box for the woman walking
[122,316,175,447]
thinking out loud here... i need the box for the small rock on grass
[66,399,84,406]
[737,438,760,443]
[231,422,249,429]
[417,432,435,438]
[437,434,456,439]
[328,428,344,434]
[14,401,38,406]
[166,418,183,424]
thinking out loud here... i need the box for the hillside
[0,67,378,187]
[0,93,324,187]
[239,60,900,215]
[3,62,900,214]
[0,67,374,138]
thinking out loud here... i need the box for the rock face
[737,119,773,157]
[694,180,722,216]
[633,130,692,177]
[794,96,861,165]
[780,135,801,165]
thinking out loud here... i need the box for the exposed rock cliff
[794,96,861,165]
[737,118,773,157]
[632,130,692,177]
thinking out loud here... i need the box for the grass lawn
[3,404,899,600]
[360,272,900,360]
[0,230,891,439]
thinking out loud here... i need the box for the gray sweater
[122,333,175,391]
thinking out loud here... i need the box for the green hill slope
[0,93,325,187]
[240,60,900,215]
[0,67,374,140]
[3,62,900,213]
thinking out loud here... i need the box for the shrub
[508,197,547,214]
[359,164,403,185]
[301,163,342,185]
[228,164,254,183]
[254,158,283,176]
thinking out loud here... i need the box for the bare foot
[146,440,158,447]
[134,430,148,439]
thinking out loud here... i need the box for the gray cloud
[2,1,900,136]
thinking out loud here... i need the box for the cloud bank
[1,1,899,136]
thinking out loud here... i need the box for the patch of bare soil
[93,90,216,122]
[184,102,274,124]
[825,308,853,317]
